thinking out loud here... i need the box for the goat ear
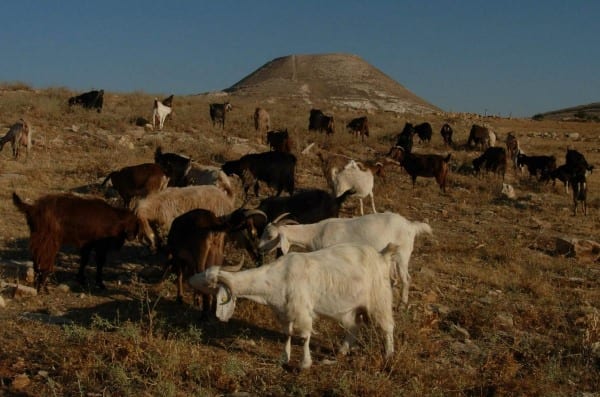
[279,233,290,254]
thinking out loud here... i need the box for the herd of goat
[1,90,595,368]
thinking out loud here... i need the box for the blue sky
[0,1,598,117]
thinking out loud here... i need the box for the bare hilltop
[223,53,440,114]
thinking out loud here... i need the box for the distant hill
[533,102,600,122]
[223,53,441,114]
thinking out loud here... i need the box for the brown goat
[166,208,247,316]
[254,107,271,133]
[12,192,140,292]
[0,119,31,159]
[101,163,168,207]
[388,146,451,192]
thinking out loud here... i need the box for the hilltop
[534,102,600,122]
[223,53,440,114]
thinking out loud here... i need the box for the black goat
[154,147,192,187]
[222,151,296,198]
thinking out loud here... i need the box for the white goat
[258,212,432,304]
[189,242,399,368]
[184,164,235,198]
[332,160,376,215]
[152,98,172,131]
[135,185,235,250]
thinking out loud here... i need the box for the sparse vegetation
[0,84,598,396]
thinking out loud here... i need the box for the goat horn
[220,256,244,272]
[278,219,299,226]
[272,212,291,224]
[244,209,268,219]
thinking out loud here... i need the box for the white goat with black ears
[189,242,399,369]
[258,212,432,305]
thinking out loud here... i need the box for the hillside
[533,102,600,121]
[224,53,440,114]
[0,86,599,396]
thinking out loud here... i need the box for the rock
[144,123,154,132]
[565,132,579,139]
[428,303,451,315]
[0,296,5,308]
[56,284,70,293]
[495,313,514,329]
[10,283,38,297]
[11,374,30,390]
[501,183,516,199]
[555,237,600,262]
[450,323,471,340]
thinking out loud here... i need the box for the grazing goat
[472,147,507,179]
[12,192,139,291]
[266,129,292,153]
[331,160,378,215]
[566,149,594,175]
[135,185,235,251]
[468,124,493,150]
[388,146,451,192]
[152,96,173,131]
[517,153,556,180]
[548,164,572,193]
[209,102,232,129]
[414,122,433,143]
[189,243,400,368]
[308,109,335,135]
[258,212,432,304]
[184,164,234,196]
[0,119,31,159]
[154,147,192,187]
[68,89,104,112]
[254,107,270,133]
[346,116,369,141]
[222,151,296,198]
[570,173,588,216]
[248,188,356,240]
[440,123,453,147]
[101,163,168,208]
[395,122,415,153]
[166,208,248,313]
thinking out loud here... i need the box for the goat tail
[380,243,400,263]
[12,192,33,215]
[444,153,452,163]
[101,172,114,187]
[413,221,433,237]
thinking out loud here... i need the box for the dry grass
[0,87,599,396]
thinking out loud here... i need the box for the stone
[495,313,514,329]
[501,183,516,199]
[0,296,5,308]
[56,284,71,293]
[11,374,30,390]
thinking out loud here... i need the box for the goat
[331,160,378,215]
[209,102,232,129]
[346,116,369,141]
[222,151,296,198]
[388,146,451,192]
[440,123,453,147]
[154,147,192,187]
[101,163,168,208]
[254,107,270,133]
[68,89,104,112]
[266,129,292,153]
[189,243,400,368]
[505,132,520,169]
[308,109,335,134]
[12,192,139,291]
[166,208,249,313]
[184,164,234,196]
[570,173,588,216]
[0,119,31,159]
[472,147,506,179]
[566,149,594,175]
[395,122,415,153]
[135,185,235,251]
[258,212,432,304]
[517,153,556,180]
[548,164,572,193]
[414,122,433,143]
[248,188,356,240]
[468,124,492,150]
[152,96,173,131]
